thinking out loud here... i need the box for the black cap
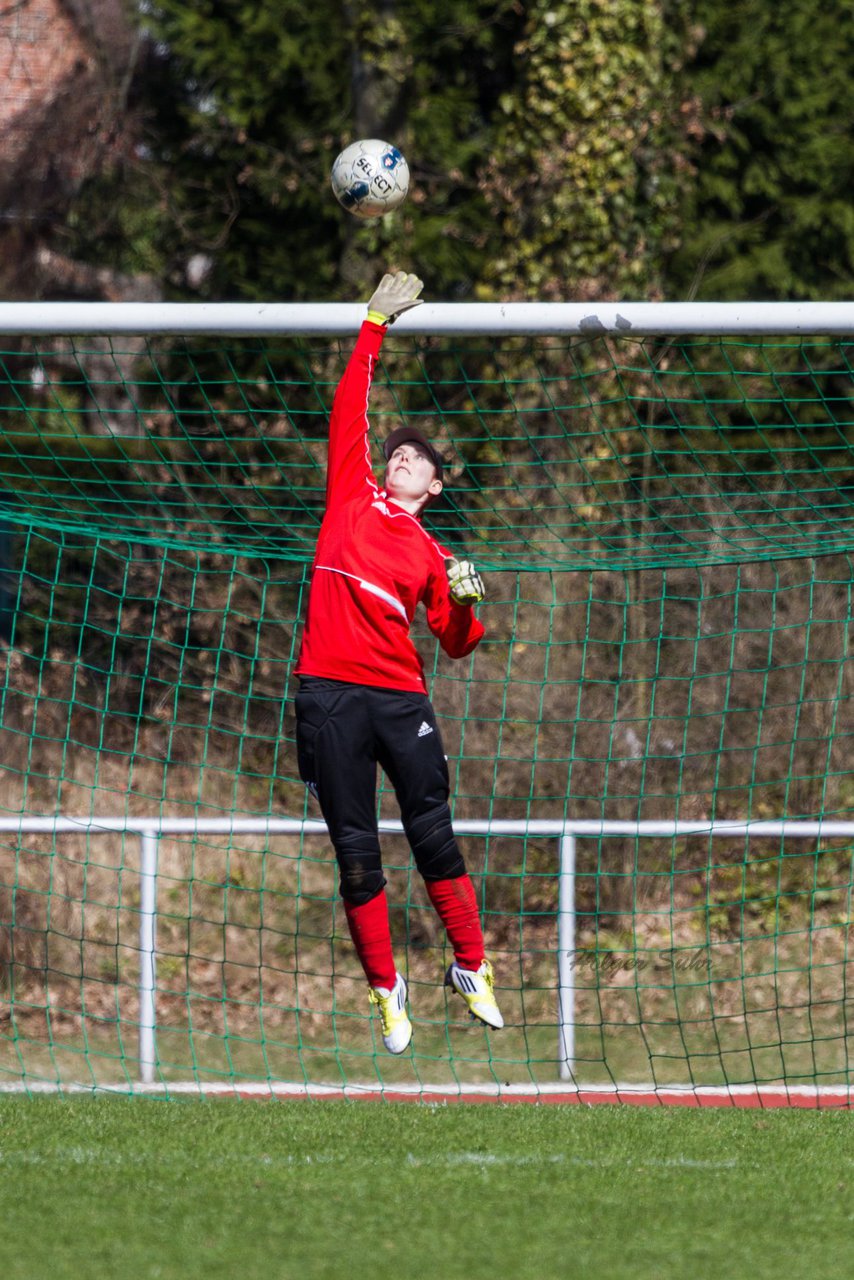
[383,426,444,481]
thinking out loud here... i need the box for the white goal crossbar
[0,300,853,336]
[1,815,853,1084]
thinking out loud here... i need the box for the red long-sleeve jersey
[295,320,484,693]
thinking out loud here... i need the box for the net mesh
[0,328,852,1096]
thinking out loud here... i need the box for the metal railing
[1,815,852,1083]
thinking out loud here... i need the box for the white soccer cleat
[368,973,413,1054]
[445,959,504,1029]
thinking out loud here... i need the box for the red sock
[426,875,485,971]
[343,892,397,991]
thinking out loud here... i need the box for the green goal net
[0,309,852,1100]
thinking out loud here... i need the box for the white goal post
[0,300,852,336]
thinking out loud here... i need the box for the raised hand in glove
[445,558,485,606]
[367,271,424,325]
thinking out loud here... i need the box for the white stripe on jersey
[314,564,408,621]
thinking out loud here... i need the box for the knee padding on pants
[405,804,465,881]
[335,839,386,905]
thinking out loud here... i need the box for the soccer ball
[331,139,410,219]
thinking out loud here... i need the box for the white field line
[0,1148,750,1172]
[0,1080,850,1107]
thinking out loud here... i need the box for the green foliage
[73,0,523,301]
[48,0,854,305]
[669,0,854,299]
[481,0,694,300]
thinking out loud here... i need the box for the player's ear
[428,476,443,500]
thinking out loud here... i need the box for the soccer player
[294,269,503,1054]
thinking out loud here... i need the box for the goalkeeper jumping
[294,269,503,1053]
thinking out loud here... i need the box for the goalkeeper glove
[367,271,424,325]
[446,558,485,606]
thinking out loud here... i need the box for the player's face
[384,443,443,505]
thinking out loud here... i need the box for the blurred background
[1,0,852,308]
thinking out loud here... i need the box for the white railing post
[138,829,159,1084]
[0,814,851,1088]
[557,831,576,1081]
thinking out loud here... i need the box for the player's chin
[387,482,418,502]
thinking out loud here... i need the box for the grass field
[0,1098,850,1280]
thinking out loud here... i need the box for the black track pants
[294,677,466,904]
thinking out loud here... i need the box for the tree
[479,0,696,301]
[68,0,523,301]
[667,0,854,300]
